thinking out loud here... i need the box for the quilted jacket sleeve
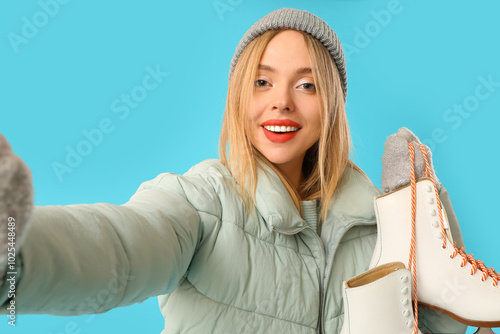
[0,171,213,316]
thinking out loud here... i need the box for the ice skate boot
[370,141,500,327]
[340,262,422,334]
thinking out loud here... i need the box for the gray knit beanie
[229,8,347,99]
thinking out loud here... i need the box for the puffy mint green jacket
[1,159,465,333]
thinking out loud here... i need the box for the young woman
[0,8,467,334]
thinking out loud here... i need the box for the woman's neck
[275,161,304,196]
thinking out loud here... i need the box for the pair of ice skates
[340,133,499,334]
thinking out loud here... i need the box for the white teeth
[263,125,299,133]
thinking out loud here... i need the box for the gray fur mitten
[381,127,465,248]
[381,127,440,193]
[0,134,34,276]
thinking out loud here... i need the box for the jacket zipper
[273,225,327,334]
[308,227,327,334]
[319,221,376,334]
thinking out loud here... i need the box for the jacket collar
[254,161,305,232]
[326,167,382,228]
[254,162,382,233]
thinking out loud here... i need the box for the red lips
[261,119,301,128]
[261,119,301,143]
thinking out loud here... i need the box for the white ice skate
[340,262,422,334]
[370,142,500,328]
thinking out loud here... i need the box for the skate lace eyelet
[451,242,499,286]
[406,142,500,333]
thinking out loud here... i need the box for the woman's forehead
[258,30,312,73]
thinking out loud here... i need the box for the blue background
[1,1,499,333]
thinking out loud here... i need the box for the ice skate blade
[419,302,500,328]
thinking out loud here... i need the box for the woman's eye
[300,83,316,91]
[254,79,268,87]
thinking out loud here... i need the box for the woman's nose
[272,86,294,112]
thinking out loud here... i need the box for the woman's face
[247,30,321,178]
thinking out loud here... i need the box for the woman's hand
[0,134,34,271]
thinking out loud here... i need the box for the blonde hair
[219,29,361,221]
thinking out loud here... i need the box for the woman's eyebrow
[258,64,312,74]
[296,67,312,74]
[258,64,275,72]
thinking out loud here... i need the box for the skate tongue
[441,207,454,243]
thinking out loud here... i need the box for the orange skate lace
[450,244,499,286]
[408,142,500,333]
[408,143,419,334]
